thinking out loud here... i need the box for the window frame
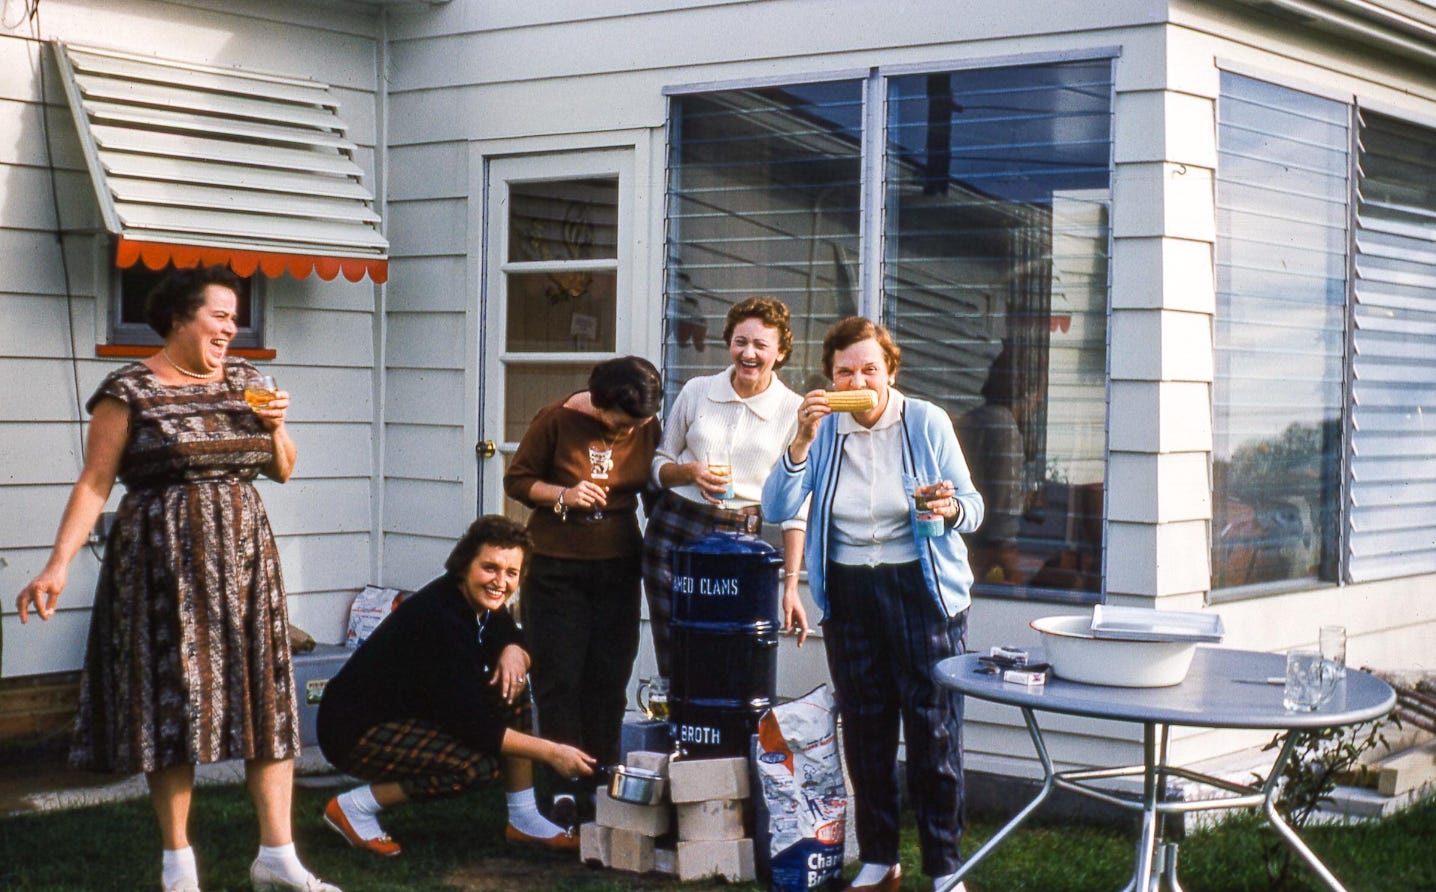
[104,249,268,352]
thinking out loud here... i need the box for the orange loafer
[505,823,581,852]
[324,796,402,858]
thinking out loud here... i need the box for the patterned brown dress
[70,359,301,774]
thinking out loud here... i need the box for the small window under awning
[53,41,388,284]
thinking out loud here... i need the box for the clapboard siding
[385,255,468,313]
[386,312,466,369]
[385,423,467,483]
[388,142,468,201]
[386,197,468,258]
[0,1,383,678]
[381,531,456,592]
[383,368,465,426]
[383,478,469,540]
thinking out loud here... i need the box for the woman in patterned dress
[15,267,338,892]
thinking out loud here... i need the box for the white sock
[161,847,198,888]
[506,787,566,838]
[853,862,896,886]
[933,872,967,892]
[337,786,387,840]
[255,843,309,886]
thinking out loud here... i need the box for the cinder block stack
[579,750,676,875]
[669,756,756,882]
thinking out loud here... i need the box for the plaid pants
[822,560,967,877]
[338,697,531,801]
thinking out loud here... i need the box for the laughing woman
[762,316,983,892]
[642,297,810,680]
[14,266,334,892]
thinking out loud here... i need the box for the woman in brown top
[503,355,662,816]
[14,266,336,892]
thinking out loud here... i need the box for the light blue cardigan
[761,393,984,621]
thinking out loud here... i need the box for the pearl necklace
[161,347,219,379]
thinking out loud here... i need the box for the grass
[0,781,1432,891]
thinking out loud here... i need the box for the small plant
[1258,714,1399,890]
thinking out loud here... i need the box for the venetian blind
[1348,110,1436,581]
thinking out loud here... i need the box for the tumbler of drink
[1320,624,1347,682]
[637,676,670,722]
[245,375,278,410]
[588,441,612,520]
[1283,647,1334,711]
[912,482,945,538]
[708,452,735,501]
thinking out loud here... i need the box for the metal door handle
[476,440,497,459]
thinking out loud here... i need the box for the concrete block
[668,756,750,803]
[609,827,656,873]
[621,719,672,759]
[677,798,745,841]
[595,790,671,836]
[676,837,756,882]
[579,822,611,866]
[626,749,671,777]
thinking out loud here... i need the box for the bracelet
[553,487,569,522]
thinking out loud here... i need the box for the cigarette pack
[1003,668,1048,686]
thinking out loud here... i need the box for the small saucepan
[604,764,666,805]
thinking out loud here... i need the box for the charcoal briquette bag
[753,684,846,891]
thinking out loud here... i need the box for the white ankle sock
[255,843,309,886]
[161,847,198,888]
[337,786,387,840]
[933,872,966,892]
[853,862,896,886]
[506,787,565,838]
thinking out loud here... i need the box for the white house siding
[378,0,1436,783]
[0,0,385,678]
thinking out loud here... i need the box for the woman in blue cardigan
[762,317,983,892]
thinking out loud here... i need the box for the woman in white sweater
[641,297,810,679]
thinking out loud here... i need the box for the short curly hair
[444,515,533,578]
[144,266,243,338]
[821,316,902,381]
[722,296,794,369]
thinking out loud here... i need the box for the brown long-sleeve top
[504,397,660,560]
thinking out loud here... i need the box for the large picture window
[666,58,1114,601]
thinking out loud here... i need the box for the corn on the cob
[823,389,878,412]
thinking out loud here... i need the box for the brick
[676,837,756,882]
[595,790,671,836]
[625,750,671,777]
[676,798,745,841]
[668,756,750,803]
[579,822,611,866]
[609,827,656,873]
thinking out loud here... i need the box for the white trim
[876,45,1123,79]
[859,70,884,320]
[663,67,872,96]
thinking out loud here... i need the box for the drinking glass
[1320,624,1347,682]
[1284,647,1335,711]
[637,676,670,721]
[910,479,945,538]
[708,449,734,501]
[244,375,278,410]
[588,441,612,519]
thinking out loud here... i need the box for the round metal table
[934,647,1395,892]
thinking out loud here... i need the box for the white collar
[836,387,904,434]
[706,365,786,421]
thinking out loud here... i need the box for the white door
[479,150,635,518]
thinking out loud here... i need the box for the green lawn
[0,782,1432,890]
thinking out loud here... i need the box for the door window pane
[665,81,864,400]
[505,271,617,352]
[1213,74,1346,590]
[508,179,618,262]
[886,60,1113,597]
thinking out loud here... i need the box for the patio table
[934,647,1395,892]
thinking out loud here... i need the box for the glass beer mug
[637,676,669,722]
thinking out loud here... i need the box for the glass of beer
[245,375,278,410]
[708,448,734,500]
[588,441,613,519]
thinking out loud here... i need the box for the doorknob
[476,440,497,459]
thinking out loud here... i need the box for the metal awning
[53,41,388,284]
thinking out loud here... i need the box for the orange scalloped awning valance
[116,237,388,284]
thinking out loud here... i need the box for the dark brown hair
[821,316,902,380]
[144,265,243,337]
[722,296,794,369]
[445,515,533,578]
[588,355,663,419]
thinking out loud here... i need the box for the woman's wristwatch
[553,487,569,522]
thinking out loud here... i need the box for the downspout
[370,10,391,587]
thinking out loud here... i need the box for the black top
[317,574,524,765]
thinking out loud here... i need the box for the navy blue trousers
[823,560,967,877]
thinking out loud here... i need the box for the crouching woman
[317,515,596,856]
